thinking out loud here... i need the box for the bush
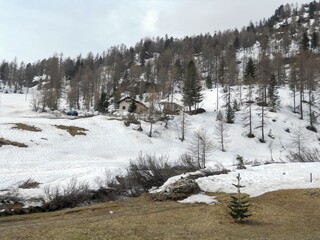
[43,179,90,211]
[18,178,40,189]
[286,148,320,162]
[127,153,198,192]
[175,153,200,172]
[127,153,173,191]
[94,170,123,200]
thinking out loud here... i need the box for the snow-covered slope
[0,86,319,200]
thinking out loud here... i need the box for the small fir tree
[228,173,251,223]
[236,155,246,169]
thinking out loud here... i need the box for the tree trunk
[261,105,265,143]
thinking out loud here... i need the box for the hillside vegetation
[0,1,319,233]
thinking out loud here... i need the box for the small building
[160,101,183,114]
[117,97,148,114]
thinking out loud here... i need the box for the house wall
[119,100,131,112]
[161,102,183,113]
[136,104,148,114]
[118,99,148,114]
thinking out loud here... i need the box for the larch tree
[215,110,230,152]
[225,47,238,124]
[289,61,298,113]
[188,128,214,169]
[305,54,318,132]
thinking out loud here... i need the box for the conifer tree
[311,31,318,50]
[228,173,251,223]
[182,60,203,112]
[225,104,235,124]
[243,57,256,138]
[267,74,280,112]
[96,92,109,113]
[206,75,212,89]
[128,98,137,113]
[301,32,310,51]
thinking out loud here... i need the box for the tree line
[0,1,319,116]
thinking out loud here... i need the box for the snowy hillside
[0,85,319,201]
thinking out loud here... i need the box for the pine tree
[243,57,256,138]
[182,60,203,112]
[267,74,280,112]
[228,173,251,223]
[206,75,212,89]
[128,98,137,113]
[225,103,235,124]
[311,31,318,50]
[301,32,310,51]
[96,92,109,113]
[244,57,256,85]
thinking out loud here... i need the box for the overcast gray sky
[0,0,308,63]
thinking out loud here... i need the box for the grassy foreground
[0,189,319,240]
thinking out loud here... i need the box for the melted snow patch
[178,193,217,204]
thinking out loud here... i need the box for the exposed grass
[0,138,27,148]
[12,123,42,132]
[0,189,319,239]
[55,125,88,136]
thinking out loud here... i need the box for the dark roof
[117,96,145,106]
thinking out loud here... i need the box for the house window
[122,106,126,110]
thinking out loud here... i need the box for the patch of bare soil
[55,125,88,136]
[12,123,42,132]
[0,138,27,148]
[0,189,319,240]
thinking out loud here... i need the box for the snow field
[0,86,319,201]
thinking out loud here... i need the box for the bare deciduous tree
[215,110,230,152]
[188,128,214,169]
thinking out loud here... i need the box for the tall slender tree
[267,74,280,112]
[182,60,203,112]
[243,57,256,138]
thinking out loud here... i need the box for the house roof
[117,96,146,107]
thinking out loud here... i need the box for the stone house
[117,97,148,114]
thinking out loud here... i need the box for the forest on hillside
[0,1,320,117]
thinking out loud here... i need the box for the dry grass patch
[0,189,319,239]
[12,123,41,132]
[0,138,27,148]
[55,125,88,136]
